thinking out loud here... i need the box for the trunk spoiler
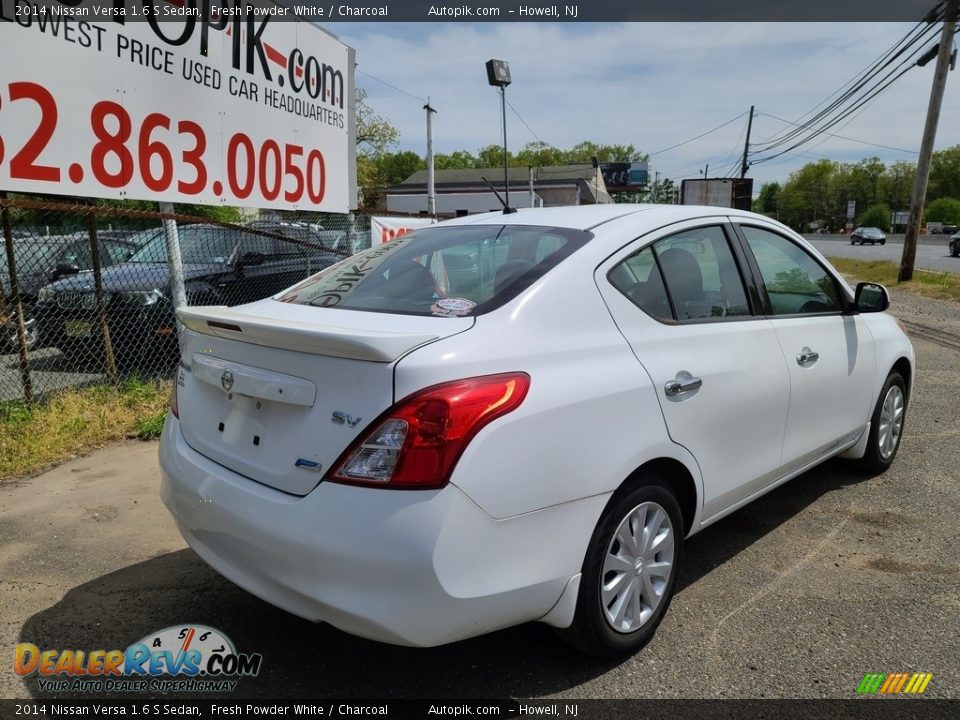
[177,306,439,363]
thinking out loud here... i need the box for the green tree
[434,150,478,169]
[754,182,781,217]
[355,87,399,155]
[851,157,886,206]
[858,203,892,232]
[563,141,645,164]
[378,151,425,186]
[476,143,514,168]
[928,145,960,200]
[639,177,676,204]
[925,197,960,224]
[515,142,566,167]
[878,160,916,211]
[354,88,400,207]
[778,159,838,231]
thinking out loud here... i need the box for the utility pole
[740,105,755,179]
[900,0,958,282]
[424,99,437,217]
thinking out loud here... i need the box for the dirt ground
[1,288,958,700]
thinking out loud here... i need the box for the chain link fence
[0,194,406,403]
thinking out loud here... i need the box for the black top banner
[0,0,950,23]
[1,699,959,719]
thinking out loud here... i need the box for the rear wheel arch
[609,457,699,537]
[563,458,696,657]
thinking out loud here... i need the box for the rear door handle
[665,373,702,397]
[796,347,819,367]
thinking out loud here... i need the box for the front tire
[564,480,684,658]
[853,371,907,474]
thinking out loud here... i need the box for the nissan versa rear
[160,205,914,657]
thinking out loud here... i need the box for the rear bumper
[159,417,593,647]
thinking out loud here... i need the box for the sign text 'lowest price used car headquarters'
[0,0,356,212]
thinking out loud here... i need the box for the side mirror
[53,262,81,278]
[237,251,265,268]
[854,282,889,313]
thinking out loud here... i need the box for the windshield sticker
[431,298,476,317]
[276,236,412,307]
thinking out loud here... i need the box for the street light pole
[500,85,509,207]
[485,59,514,213]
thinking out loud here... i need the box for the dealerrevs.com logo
[14,625,262,693]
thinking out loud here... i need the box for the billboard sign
[680,178,753,211]
[600,161,648,191]
[0,1,356,212]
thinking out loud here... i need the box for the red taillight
[170,382,180,419]
[328,372,531,489]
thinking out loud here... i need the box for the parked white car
[159,205,914,657]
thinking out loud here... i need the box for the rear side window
[654,227,751,320]
[276,225,591,317]
[608,247,673,322]
[609,226,751,322]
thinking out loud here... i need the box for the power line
[776,14,939,134]
[648,112,748,157]
[752,18,939,152]
[756,112,919,154]
[656,116,751,178]
[505,98,549,147]
[750,18,941,160]
[357,69,429,104]
[751,61,920,164]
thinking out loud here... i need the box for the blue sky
[324,22,960,191]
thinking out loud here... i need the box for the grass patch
[0,378,172,481]
[136,412,168,441]
[826,257,960,303]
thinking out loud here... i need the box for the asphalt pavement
[805,234,959,274]
[1,288,958,701]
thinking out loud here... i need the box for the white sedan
[159,205,913,657]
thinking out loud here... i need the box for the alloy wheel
[601,501,676,633]
[877,385,905,460]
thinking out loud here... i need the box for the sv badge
[331,411,362,428]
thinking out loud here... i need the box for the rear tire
[563,479,684,658]
[853,371,907,474]
[951,243,959,257]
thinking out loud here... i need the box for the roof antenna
[481,176,518,214]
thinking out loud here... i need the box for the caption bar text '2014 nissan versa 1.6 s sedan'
[159,205,913,658]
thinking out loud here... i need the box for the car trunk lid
[175,301,472,495]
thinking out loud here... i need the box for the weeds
[0,379,171,481]
[827,257,960,302]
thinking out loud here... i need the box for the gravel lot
[0,287,958,701]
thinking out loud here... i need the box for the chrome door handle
[664,375,702,397]
[796,348,819,367]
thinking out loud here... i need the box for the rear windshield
[275,224,592,317]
